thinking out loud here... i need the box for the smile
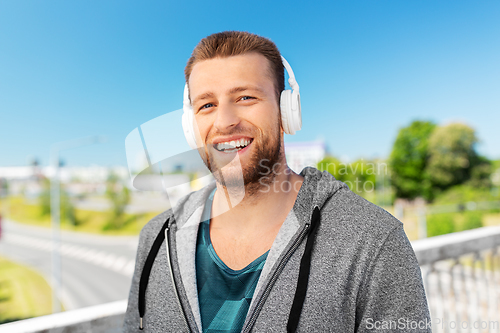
[214,138,253,153]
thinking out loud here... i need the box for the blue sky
[1,0,499,168]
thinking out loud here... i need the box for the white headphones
[182,55,301,149]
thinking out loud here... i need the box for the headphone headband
[280,55,299,92]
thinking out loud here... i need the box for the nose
[213,101,240,131]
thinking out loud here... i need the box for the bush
[427,210,484,237]
[462,211,483,231]
[433,184,497,205]
[427,213,455,237]
[317,156,386,203]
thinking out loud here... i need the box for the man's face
[188,52,282,190]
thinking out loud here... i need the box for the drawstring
[138,218,170,330]
[287,206,321,333]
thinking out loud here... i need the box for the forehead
[188,53,274,97]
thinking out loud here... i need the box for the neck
[211,162,304,233]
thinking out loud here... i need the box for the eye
[198,103,214,112]
[240,96,255,101]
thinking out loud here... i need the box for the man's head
[185,31,286,194]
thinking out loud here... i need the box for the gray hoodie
[124,167,431,332]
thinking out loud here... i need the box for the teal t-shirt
[196,189,268,333]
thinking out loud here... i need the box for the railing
[1,227,499,333]
[0,300,126,333]
[413,226,500,333]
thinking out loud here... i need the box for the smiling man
[124,31,431,333]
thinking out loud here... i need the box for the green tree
[103,173,131,230]
[389,120,436,200]
[427,123,491,194]
[317,156,348,182]
[317,157,380,195]
[467,156,492,188]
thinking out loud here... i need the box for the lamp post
[50,135,105,313]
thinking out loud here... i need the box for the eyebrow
[228,85,265,95]
[191,85,265,106]
[192,92,215,107]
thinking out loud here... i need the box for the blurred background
[0,0,499,330]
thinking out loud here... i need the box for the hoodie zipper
[165,226,194,333]
[241,223,311,333]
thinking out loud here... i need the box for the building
[285,140,327,174]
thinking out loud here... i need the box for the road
[0,219,139,311]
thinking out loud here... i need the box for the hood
[293,167,348,225]
[171,167,347,229]
[168,180,217,229]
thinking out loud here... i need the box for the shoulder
[326,187,400,229]
[317,187,404,253]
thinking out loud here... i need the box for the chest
[208,223,280,271]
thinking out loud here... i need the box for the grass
[0,257,53,324]
[2,196,163,236]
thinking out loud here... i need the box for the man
[124,31,431,332]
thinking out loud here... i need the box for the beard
[200,121,282,196]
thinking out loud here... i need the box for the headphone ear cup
[182,104,198,149]
[280,89,293,135]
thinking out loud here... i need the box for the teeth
[216,139,251,151]
[236,139,249,147]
